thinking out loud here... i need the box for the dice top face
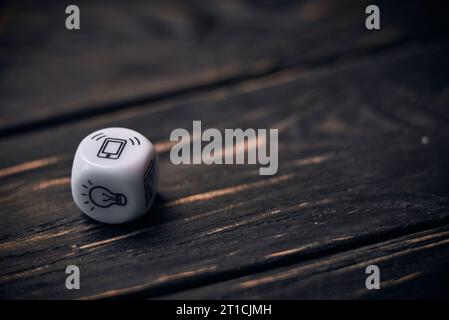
[71,127,158,224]
[78,127,151,168]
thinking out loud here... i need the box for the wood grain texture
[1,0,447,135]
[1,33,448,299]
[161,225,449,299]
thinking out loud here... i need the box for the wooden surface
[1,0,449,299]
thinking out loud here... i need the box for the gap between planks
[77,216,449,299]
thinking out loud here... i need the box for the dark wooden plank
[161,225,449,299]
[0,41,449,298]
[1,0,447,134]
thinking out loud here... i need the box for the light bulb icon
[81,180,127,211]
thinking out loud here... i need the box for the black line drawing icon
[143,160,155,207]
[97,138,127,159]
[128,137,141,146]
[90,133,142,160]
[82,180,127,211]
[91,132,107,141]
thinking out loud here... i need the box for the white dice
[71,127,158,224]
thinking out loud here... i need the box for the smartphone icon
[97,138,127,159]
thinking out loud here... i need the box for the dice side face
[71,128,158,224]
[142,152,158,211]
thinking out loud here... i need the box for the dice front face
[71,128,158,224]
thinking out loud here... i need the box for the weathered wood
[0,0,447,134]
[0,39,448,298]
[161,225,449,299]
